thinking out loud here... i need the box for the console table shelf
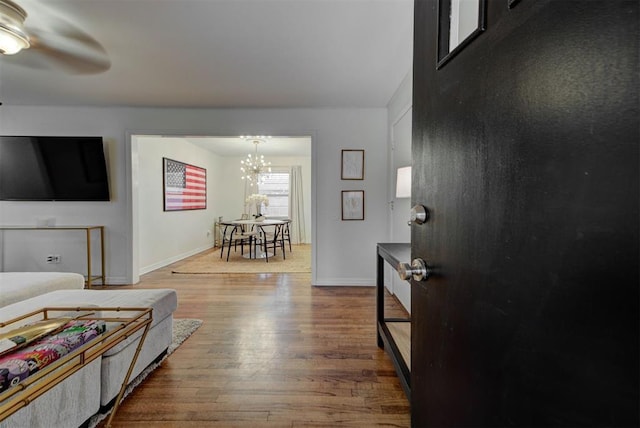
[0,226,105,288]
[376,242,411,399]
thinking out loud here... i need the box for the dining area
[218,217,292,263]
[136,135,311,277]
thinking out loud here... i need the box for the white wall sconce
[395,166,411,199]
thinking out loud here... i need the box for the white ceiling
[0,0,414,109]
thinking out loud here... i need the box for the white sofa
[0,272,85,307]
[0,285,178,428]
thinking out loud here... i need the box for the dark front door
[411,0,638,426]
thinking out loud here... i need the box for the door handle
[398,258,431,282]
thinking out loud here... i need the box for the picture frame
[342,190,365,221]
[341,149,365,180]
[163,157,207,211]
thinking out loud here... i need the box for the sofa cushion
[0,272,85,308]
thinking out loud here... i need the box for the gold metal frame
[0,306,153,427]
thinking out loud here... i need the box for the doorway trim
[125,130,317,284]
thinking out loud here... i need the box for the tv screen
[0,136,110,201]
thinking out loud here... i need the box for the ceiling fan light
[0,0,30,55]
[0,24,28,54]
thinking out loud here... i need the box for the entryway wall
[0,105,390,286]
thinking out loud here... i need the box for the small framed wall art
[341,149,364,180]
[342,190,365,221]
[163,157,207,211]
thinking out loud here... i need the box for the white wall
[386,71,413,313]
[0,106,387,286]
[0,110,126,281]
[136,137,222,274]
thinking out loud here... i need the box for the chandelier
[240,136,271,187]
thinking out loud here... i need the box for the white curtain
[289,165,306,244]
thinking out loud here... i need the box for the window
[258,170,289,217]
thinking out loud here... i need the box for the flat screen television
[0,136,110,201]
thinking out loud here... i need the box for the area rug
[171,244,311,274]
[87,318,202,428]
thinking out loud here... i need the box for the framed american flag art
[163,158,207,211]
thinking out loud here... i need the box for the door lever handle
[398,258,431,282]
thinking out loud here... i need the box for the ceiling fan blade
[26,28,110,74]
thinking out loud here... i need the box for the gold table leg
[105,320,152,427]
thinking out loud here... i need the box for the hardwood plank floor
[97,253,411,427]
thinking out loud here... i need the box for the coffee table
[0,306,153,427]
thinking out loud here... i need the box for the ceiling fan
[0,0,110,74]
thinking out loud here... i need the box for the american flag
[164,158,207,211]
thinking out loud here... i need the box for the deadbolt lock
[410,205,429,224]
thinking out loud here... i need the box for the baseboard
[139,244,214,275]
[312,277,375,287]
[101,276,129,285]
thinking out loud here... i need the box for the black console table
[376,242,411,399]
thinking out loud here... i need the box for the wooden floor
[98,252,411,427]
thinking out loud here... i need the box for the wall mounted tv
[0,136,110,201]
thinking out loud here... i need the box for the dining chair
[222,223,257,261]
[265,220,291,254]
[238,213,251,233]
[261,223,286,262]
[281,219,292,252]
[219,222,235,259]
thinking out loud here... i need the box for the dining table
[229,218,289,260]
